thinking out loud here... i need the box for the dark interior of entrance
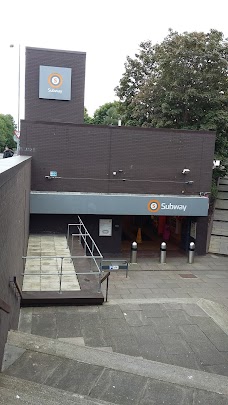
[121,215,190,254]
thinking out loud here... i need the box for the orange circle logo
[148,199,161,213]
[48,73,63,88]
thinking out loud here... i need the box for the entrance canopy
[30,192,209,216]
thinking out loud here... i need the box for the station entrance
[121,215,191,255]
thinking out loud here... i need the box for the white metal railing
[67,216,103,257]
[21,255,102,294]
[22,217,104,294]
[22,217,128,297]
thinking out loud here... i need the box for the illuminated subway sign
[148,199,187,213]
[39,65,72,100]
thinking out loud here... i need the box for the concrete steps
[2,330,228,401]
[209,177,228,255]
[0,374,114,405]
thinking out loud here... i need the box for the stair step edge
[0,374,115,405]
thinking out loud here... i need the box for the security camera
[182,169,190,174]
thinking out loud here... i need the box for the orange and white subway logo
[148,199,161,213]
[48,73,63,88]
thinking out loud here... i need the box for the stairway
[0,374,113,405]
[1,329,228,404]
[209,177,228,255]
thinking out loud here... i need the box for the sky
[0,0,228,127]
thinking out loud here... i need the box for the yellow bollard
[136,227,142,243]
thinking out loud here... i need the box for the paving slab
[193,389,228,404]
[166,309,193,325]
[141,379,194,405]
[166,353,202,371]
[56,312,82,338]
[45,358,104,396]
[1,344,26,372]
[89,369,146,405]
[31,313,57,339]
[139,303,168,317]
[5,351,63,384]
[189,341,226,366]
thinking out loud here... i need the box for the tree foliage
[84,107,93,124]
[0,114,16,152]
[93,101,121,125]
[115,29,228,160]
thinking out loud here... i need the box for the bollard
[130,241,138,263]
[188,242,195,264]
[160,242,166,264]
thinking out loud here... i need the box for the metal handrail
[67,217,103,258]
[22,255,103,259]
[22,272,101,275]
[22,255,103,294]
[23,217,104,294]
[0,298,10,314]
[12,276,23,300]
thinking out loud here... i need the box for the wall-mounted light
[182,169,190,174]
[200,192,211,197]
[186,181,194,184]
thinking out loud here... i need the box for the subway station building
[20,47,216,256]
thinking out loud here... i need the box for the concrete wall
[20,122,215,196]
[0,157,31,368]
[25,47,86,124]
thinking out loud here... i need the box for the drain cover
[179,274,197,278]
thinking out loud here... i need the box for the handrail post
[79,224,81,244]
[84,232,87,256]
[67,224,70,248]
[59,257,63,294]
[71,234,74,254]
[98,271,101,292]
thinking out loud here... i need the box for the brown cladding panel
[20,121,215,195]
[25,47,86,124]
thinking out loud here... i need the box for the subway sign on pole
[39,65,72,100]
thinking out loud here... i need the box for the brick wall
[20,121,215,195]
[0,157,31,368]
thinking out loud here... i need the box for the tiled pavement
[12,235,228,403]
[100,271,228,312]
[102,252,228,308]
[18,300,228,377]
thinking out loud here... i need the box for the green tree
[93,101,121,125]
[115,29,228,160]
[84,107,93,124]
[0,114,16,152]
